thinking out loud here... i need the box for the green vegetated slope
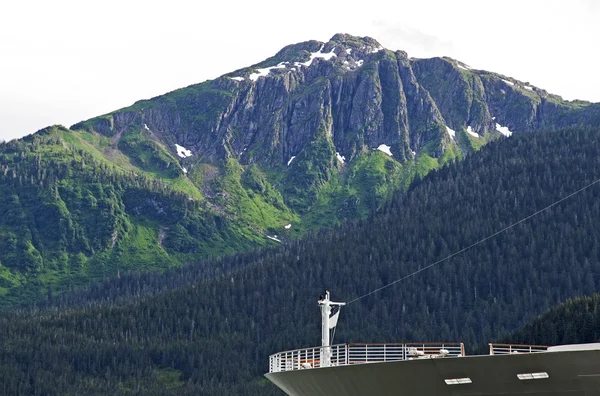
[1,126,600,395]
[0,123,455,308]
[0,126,282,308]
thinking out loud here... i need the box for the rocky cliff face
[69,34,600,221]
[67,33,600,219]
[74,33,598,171]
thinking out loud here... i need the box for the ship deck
[266,343,600,396]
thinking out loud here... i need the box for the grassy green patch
[118,128,181,179]
[155,367,185,389]
[214,159,299,234]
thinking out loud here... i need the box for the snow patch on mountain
[287,156,296,166]
[294,45,337,68]
[466,126,480,138]
[376,144,393,156]
[175,144,193,158]
[229,76,245,82]
[267,235,282,243]
[502,79,515,86]
[336,152,345,164]
[495,123,513,137]
[249,62,288,81]
[446,126,456,139]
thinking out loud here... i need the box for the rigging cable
[346,177,600,305]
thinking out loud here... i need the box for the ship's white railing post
[345,344,349,365]
[488,343,548,355]
[268,342,466,373]
[334,344,337,365]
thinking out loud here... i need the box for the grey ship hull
[266,349,600,395]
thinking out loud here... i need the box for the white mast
[318,290,345,367]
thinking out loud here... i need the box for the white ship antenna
[318,290,345,367]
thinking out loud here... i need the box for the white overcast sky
[1,0,598,141]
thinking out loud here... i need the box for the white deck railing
[488,343,548,355]
[269,342,465,373]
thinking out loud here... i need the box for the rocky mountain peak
[328,33,384,53]
[228,33,387,81]
[72,33,600,192]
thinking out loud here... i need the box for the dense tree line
[1,126,600,394]
[507,294,600,346]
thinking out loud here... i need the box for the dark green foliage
[283,125,336,212]
[506,295,600,346]
[2,126,600,394]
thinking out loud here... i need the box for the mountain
[1,33,600,308]
[71,33,600,219]
[1,126,599,395]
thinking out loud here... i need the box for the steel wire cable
[346,177,600,305]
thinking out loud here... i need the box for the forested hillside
[1,126,599,395]
[507,294,600,346]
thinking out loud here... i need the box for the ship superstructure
[265,291,600,395]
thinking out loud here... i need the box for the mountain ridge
[70,33,600,218]
[74,33,598,162]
